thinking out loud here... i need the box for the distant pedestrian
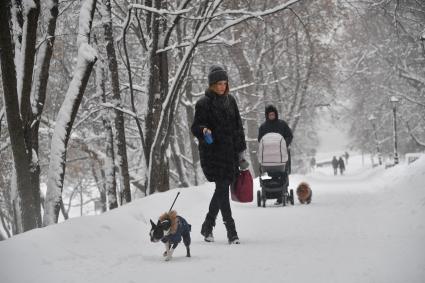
[338,157,345,175]
[344,151,349,165]
[310,157,316,172]
[332,156,338,175]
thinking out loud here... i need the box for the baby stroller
[257,133,294,207]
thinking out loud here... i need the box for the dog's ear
[150,219,156,229]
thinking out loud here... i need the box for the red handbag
[231,170,253,202]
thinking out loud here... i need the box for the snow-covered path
[1,156,424,283]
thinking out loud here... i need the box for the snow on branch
[188,77,287,100]
[0,106,4,124]
[0,140,11,153]
[77,0,96,47]
[175,8,266,21]
[129,4,192,16]
[403,118,425,148]
[100,102,145,121]
[377,84,425,108]
[418,28,425,45]
[211,9,265,19]
[157,0,302,53]
[398,66,425,86]
[202,37,240,46]
[73,107,104,129]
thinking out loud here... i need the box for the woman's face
[214,80,227,95]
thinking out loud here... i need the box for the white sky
[315,107,351,160]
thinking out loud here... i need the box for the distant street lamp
[368,114,382,165]
[390,96,400,165]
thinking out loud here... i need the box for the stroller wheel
[262,196,266,208]
[257,191,261,207]
[282,193,287,207]
[290,189,294,205]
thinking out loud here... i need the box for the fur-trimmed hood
[159,210,179,234]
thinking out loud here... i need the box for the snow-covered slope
[1,155,424,283]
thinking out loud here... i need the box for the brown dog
[296,182,312,204]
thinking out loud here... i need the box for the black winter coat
[338,158,345,170]
[191,89,247,183]
[258,119,293,145]
[258,105,293,145]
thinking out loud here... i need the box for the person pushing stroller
[258,105,293,204]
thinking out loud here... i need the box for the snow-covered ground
[1,155,424,283]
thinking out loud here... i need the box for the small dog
[296,182,312,204]
[149,210,191,261]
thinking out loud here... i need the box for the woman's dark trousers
[202,180,237,239]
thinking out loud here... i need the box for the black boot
[201,216,215,242]
[224,219,240,244]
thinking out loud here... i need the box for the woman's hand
[203,128,212,135]
[238,152,250,170]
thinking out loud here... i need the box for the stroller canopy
[258,132,288,166]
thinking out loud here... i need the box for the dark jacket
[258,105,293,146]
[332,157,338,169]
[338,158,345,170]
[191,89,247,183]
[161,216,191,247]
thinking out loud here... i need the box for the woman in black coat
[258,105,293,146]
[257,104,293,204]
[191,65,247,244]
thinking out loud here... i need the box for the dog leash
[168,191,180,212]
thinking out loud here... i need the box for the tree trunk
[0,207,11,240]
[227,28,260,176]
[287,19,314,133]
[30,0,59,226]
[0,0,39,233]
[146,1,218,194]
[89,160,107,213]
[44,44,97,225]
[144,0,196,194]
[59,199,69,220]
[170,126,190,187]
[43,0,97,226]
[17,2,40,220]
[101,0,131,204]
[95,58,118,210]
[176,21,200,185]
[184,78,200,185]
[145,0,170,194]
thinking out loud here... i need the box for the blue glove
[204,132,213,144]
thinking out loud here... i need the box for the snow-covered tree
[338,1,425,157]
[43,0,97,226]
[0,0,50,233]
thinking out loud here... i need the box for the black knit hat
[208,65,228,86]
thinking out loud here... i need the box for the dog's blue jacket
[161,216,191,249]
